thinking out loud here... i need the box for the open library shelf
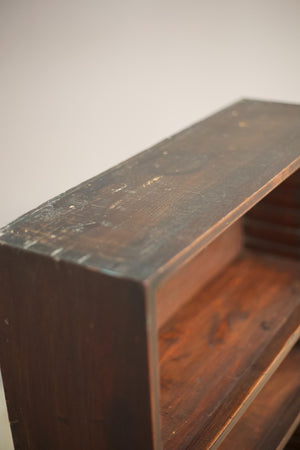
[159,250,300,449]
[1,100,299,449]
[220,342,300,450]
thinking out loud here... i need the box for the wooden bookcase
[0,99,299,449]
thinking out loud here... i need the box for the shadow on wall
[0,375,14,450]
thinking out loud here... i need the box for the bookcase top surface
[1,99,300,284]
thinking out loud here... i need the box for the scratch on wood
[109,200,122,209]
[143,176,162,188]
[112,183,127,193]
[24,240,37,249]
[77,254,91,264]
[51,248,64,258]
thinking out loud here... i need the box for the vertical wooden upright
[0,245,158,449]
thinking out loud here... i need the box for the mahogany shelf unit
[0,99,299,449]
[219,343,300,450]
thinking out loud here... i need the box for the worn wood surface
[0,100,299,286]
[220,343,300,450]
[0,245,155,450]
[0,99,300,450]
[159,251,300,449]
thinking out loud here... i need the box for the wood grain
[244,203,300,230]
[156,221,242,328]
[0,245,155,450]
[245,169,300,260]
[220,343,300,450]
[0,100,299,286]
[0,99,300,450]
[159,251,300,449]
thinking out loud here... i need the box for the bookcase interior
[157,169,300,449]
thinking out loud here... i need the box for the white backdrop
[1,0,300,228]
[1,1,300,448]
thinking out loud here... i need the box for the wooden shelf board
[220,343,300,450]
[159,251,300,449]
[286,425,300,450]
[0,101,299,284]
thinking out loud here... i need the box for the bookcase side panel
[0,245,155,450]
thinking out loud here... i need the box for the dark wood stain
[286,425,300,449]
[245,169,300,261]
[220,343,300,450]
[159,252,300,449]
[0,99,299,285]
[156,221,242,328]
[0,99,300,449]
[0,245,154,450]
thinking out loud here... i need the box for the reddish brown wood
[286,425,300,450]
[159,252,300,449]
[156,221,242,328]
[253,170,300,210]
[245,203,300,229]
[0,245,155,450]
[0,99,300,449]
[0,100,299,286]
[245,220,300,250]
[245,168,300,260]
[220,343,300,450]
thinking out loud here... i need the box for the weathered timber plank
[0,100,299,284]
